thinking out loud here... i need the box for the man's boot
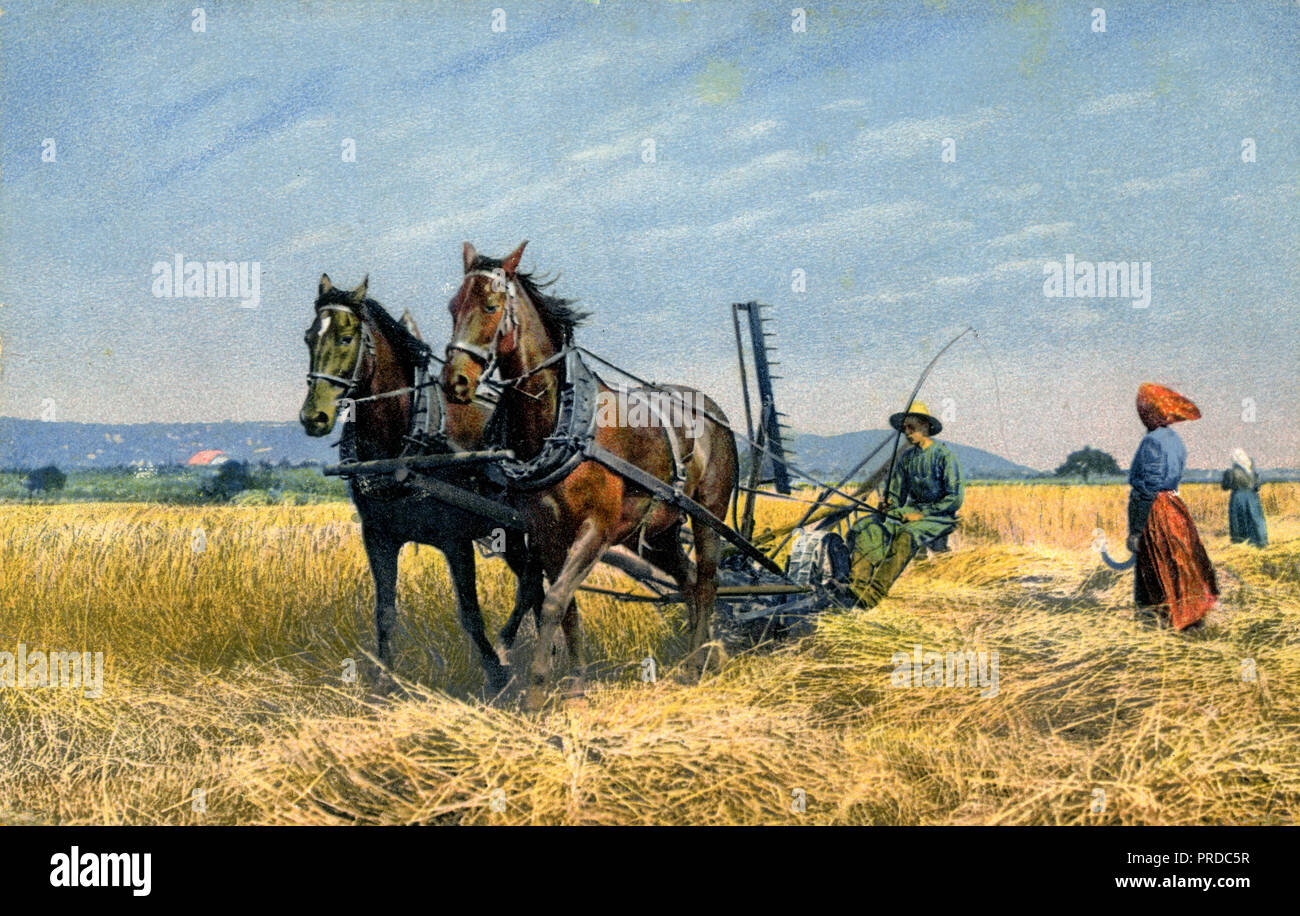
[849,529,915,610]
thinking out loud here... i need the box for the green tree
[1054,446,1121,481]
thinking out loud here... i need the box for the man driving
[848,401,963,610]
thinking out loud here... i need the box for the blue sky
[2,0,1297,470]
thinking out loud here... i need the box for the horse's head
[442,241,588,405]
[300,273,370,437]
[442,241,529,404]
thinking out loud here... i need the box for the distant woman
[1126,383,1219,630]
[1221,448,1268,547]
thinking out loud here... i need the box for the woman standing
[1126,383,1219,630]
[1221,449,1268,547]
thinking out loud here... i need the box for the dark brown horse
[300,273,542,696]
[442,242,739,710]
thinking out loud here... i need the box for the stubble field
[1,482,1297,825]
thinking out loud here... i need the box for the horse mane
[316,287,432,366]
[470,254,590,345]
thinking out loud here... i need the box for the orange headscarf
[1137,383,1201,431]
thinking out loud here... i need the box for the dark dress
[1221,466,1268,547]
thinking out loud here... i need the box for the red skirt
[1135,491,1219,630]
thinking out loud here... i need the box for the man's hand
[1126,534,1142,554]
[902,511,923,522]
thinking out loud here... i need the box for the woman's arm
[1127,436,1166,544]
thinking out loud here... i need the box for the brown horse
[442,242,739,709]
[300,273,543,696]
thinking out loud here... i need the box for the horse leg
[642,529,706,679]
[641,528,696,618]
[557,597,586,701]
[686,518,722,677]
[499,530,544,650]
[361,524,399,691]
[560,598,583,665]
[446,538,509,697]
[527,521,606,712]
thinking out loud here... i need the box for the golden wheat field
[1,482,1297,825]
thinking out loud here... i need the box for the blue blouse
[1128,426,1187,535]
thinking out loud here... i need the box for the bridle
[445,270,566,397]
[306,302,375,400]
[445,270,519,381]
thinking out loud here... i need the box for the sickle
[1101,549,1136,571]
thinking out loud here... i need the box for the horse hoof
[523,685,549,713]
[371,671,398,698]
[672,665,703,686]
[559,676,588,708]
[485,668,512,701]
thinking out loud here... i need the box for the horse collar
[486,348,600,491]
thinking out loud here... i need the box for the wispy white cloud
[1209,77,1266,109]
[768,199,931,246]
[279,223,356,257]
[567,142,626,163]
[564,105,699,165]
[1116,167,1210,197]
[271,173,313,198]
[931,259,1041,290]
[377,175,569,248]
[853,107,1004,159]
[1076,90,1157,116]
[983,182,1041,203]
[988,222,1075,248]
[847,288,924,305]
[630,208,782,246]
[820,98,868,112]
[726,119,780,142]
[706,149,809,193]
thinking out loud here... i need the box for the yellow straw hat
[889,400,942,435]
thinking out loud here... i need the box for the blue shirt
[1127,426,1186,534]
[1129,426,1187,497]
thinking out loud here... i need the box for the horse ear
[502,240,528,275]
[319,274,333,296]
[399,309,422,340]
[462,242,477,273]
[351,275,368,303]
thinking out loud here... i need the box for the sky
[1,0,1297,471]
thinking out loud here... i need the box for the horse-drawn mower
[318,294,909,655]
[304,254,970,705]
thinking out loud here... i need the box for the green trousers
[848,526,917,610]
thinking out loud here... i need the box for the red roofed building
[186,449,229,466]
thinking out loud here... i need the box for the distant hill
[781,430,1039,481]
[3,418,1295,482]
[0,418,336,468]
